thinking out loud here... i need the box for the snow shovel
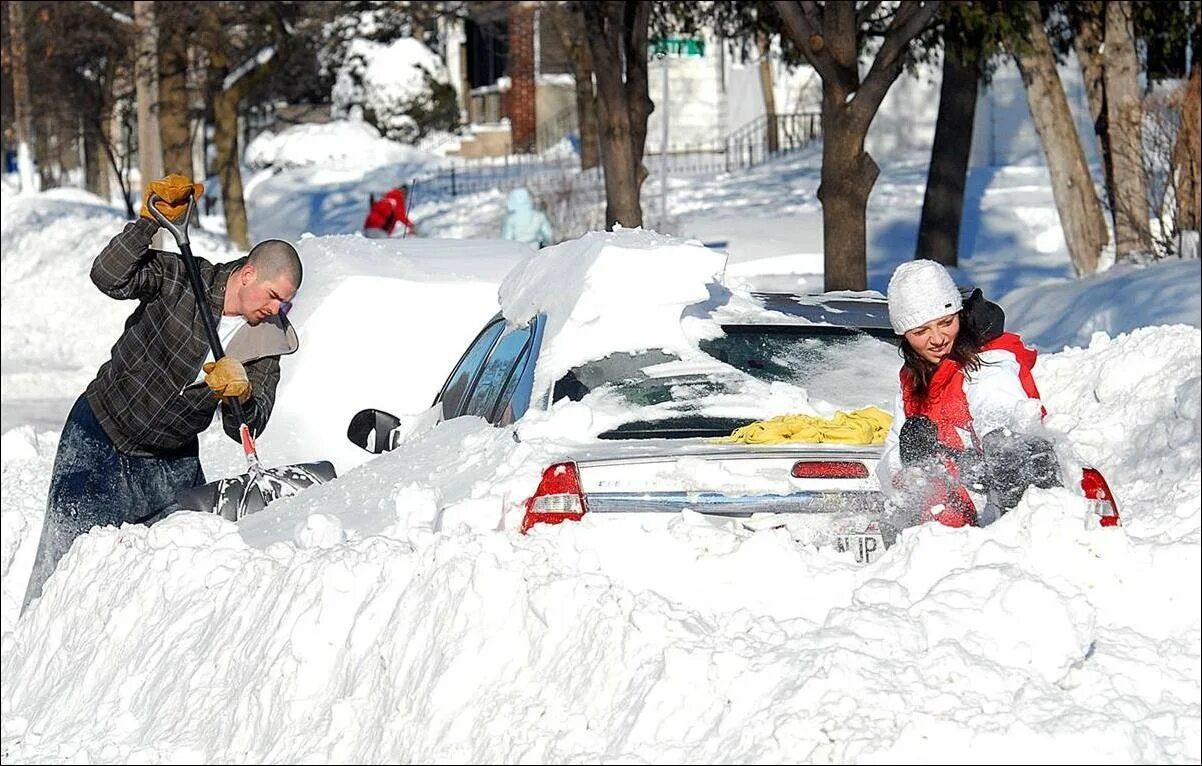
[146,191,336,522]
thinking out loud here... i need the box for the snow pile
[1002,258,1202,351]
[3,144,1200,763]
[2,320,1198,762]
[210,233,536,479]
[244,120,434,171]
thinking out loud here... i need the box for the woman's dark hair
[900,308,987,399]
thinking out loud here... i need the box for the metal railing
[405,111,822,199]
[723,111,821,171]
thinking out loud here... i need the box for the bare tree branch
[774,1,838,83]
[856,1,942,117]
[856,1,884,28]
[88,0,132,25]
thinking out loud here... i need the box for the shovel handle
[148,190,255,455]
[145,192,194,247]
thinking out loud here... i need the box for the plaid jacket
[85,218,299,456]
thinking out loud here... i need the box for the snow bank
[1003,258,1202,351]
[244,120,435,171]
[210,233,535,479]
[3,312,1198,764]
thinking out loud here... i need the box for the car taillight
[521,462,588,534]
[1081,468,1120,527]
[792,461,870,479]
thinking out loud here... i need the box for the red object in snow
[363,187,415,235]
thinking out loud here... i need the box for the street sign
[650,37,705,57]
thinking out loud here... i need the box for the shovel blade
[174,460,336,521]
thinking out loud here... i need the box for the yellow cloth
[713,406,893,445]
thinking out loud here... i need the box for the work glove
[899,414,989,491]
[982,429,1062,509]
[898,415,940,466]
[203,356,251,403]
[141,174,204,222]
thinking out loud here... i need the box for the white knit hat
[887,260,963,334]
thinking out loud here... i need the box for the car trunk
[568,438,886,518]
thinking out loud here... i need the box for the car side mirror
[347,408,402,454]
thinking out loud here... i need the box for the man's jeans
[22,395,204,611]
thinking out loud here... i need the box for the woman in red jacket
[877,259,1061,528]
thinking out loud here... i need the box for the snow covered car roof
[723,292,894,331]
[497,229,896,403]
[483,234,901,446]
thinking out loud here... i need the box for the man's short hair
[246,239,302,288]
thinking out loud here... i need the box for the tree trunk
[624,1,652,187]
[592,64,642,228]
[558,3,600,171]
[134,1,164,197]
[915,44,979,266]
[819,101,877,290]
[1072,4,1116,214]
[7,2,37,192]
[1012,1,1108,276]
[583,1,652,229]
[1173,50,1201,235]
[774,0,941,291]
[159,26,193,178]
[84,116,110,201]
[757,32,780,153]
[212,86,249,248]
[1105,1,1153,259]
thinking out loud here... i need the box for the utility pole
[660,51,669,227]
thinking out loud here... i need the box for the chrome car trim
[583,490,886,516]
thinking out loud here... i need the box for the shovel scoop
[146,191,336,521]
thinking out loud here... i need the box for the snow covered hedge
[243,120,428,171]
[331,37,459,144]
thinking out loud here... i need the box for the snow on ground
[245,120,439,174]
[2,125,1200,763]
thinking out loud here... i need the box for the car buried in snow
[345,232,1124,557]
[345,231,914,562]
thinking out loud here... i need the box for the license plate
[835,532,885,564]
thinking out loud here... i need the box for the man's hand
[204,356,251,403]
[141,174,204,222]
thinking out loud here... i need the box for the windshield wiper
[598,417,753,440]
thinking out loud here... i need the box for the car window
[436,319,505,418]
[491,324,539,425]
[463,323,533,422]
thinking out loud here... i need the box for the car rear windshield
[554,325,902,439]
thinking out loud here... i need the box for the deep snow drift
[2,129,1199,762]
